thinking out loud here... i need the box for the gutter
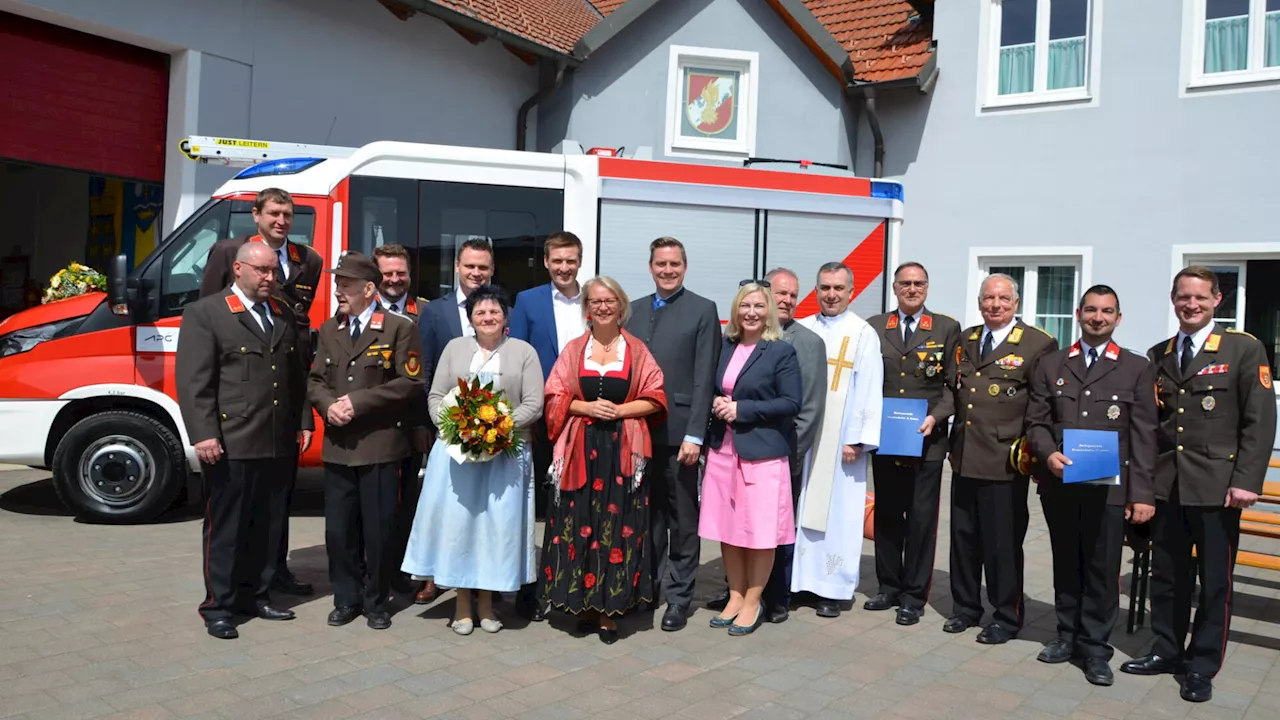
[517,60,569,151]
[845,51,939,178]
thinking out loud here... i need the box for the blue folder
[1062,429,1121,484]
[878,398,929,457]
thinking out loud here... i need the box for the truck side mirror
[107,254,129,316]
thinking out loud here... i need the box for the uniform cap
[326,252,380,284]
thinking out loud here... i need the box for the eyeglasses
[739,279,771,288]
[587,299,619,308]
[245,263,279,277]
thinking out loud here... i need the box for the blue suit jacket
[706,337,802,461]
[509,283,566,381]
[418,293,464,383]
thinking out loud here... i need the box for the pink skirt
[697,430,795,549]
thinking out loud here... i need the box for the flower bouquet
[437,376,522,463]
[43,262,107,304]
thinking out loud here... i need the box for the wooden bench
[1125,454,1280,633]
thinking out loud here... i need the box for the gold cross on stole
[828,336,855,391]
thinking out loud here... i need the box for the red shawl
[544,328,667,493]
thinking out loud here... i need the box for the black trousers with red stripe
[198,457,291,622]
[871,456,943,611]
[1149,487,1241,677]
[1040,485,1125,659]
[949,474,1030,632]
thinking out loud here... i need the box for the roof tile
[799,0,933,83]
[588,0,628,15]
[425,0,602,56]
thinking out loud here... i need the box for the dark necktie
[902,315,914,346]
[351,317,362,341]
[252,303,273,336]
[1086,347,1098,375]
[1180,335,1194,374]
[980,330,994,360]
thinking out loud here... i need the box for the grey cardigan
[427,335,545,437]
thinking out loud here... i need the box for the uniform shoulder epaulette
[1026,324,1055,338]
[1225,328,1259,341]
[299,243,320,256]
[416,296,428,306]
[931,312,957,322]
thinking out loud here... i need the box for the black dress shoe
[1119,653,1179,676]
[976,623,1012,645]
[895,606,922,626]
[255,604,296,621]
[1084,658,1114,686]
[661,604,688,631]
[271,571,314,596]
[815,600,841,618]
[1037,639,1073,664]
[206,618,238,639]
[328,605,361,627]
[597,627,618,644]
[864,593,898,611]
[366,611,391,630]
[1181,672,1212,702]
[767,604,789,624]
[706,589,730,611]
[515,595,548,622]
[943,615,976,633]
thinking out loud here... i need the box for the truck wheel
[51,410,188,524]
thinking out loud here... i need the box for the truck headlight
[0,318,83,358]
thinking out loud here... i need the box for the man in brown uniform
[866,262,961,627]
[199,187,324,597]
[177,242,313,640]
[1026,285,1157,686]
[947,273,1058,644]
[1122,266,1277,703]
[309,252,426,630]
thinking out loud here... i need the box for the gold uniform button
[1179,389,1186,395]
[240,346,247,353]
[1085,390,1091,397]
[967,403,973,409]
[976,371,982,377]
[900,372,906,377]
[1178,408,1185,415]
[347,376,355,382]
[1229,454,1236,461]
[1208,385,1214,391]
[273,382,279,389]
[970,388,976,393]
[273,399,279,406]
[1082,411,1089,417]
[1177,426,1184,433]
[1177,445,1184,452]
[271,365,277,371]
[901,355,907,360]
[220,413,227,420]
[965,420,972,426]
[899,389,905,394]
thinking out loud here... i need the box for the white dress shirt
[1175,324,1215,360]
[1081,340,1108,368]
[898,308,922,344]
[981,320,1017,351]
[231,284,272,332]
[347,302,376,337]
[381,293,408,316]
[456,288,476,337]
[552,286,584,352]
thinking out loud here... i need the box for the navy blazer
[508,283,564,381]
[418,293,464,383]
[706,337,802,461]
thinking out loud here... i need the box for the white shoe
[450,618,474,635]
[479,618,503,633]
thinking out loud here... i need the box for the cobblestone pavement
[2,466,1278,720]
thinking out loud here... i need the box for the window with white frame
[984,261,1081,343]
[664,46,759,159]
[1207,263,1245,329]
[1181,256,1280,387]
[1189,0,1280,85]
[984,0,1098,106]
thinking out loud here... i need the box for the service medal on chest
[1006,386,1017,397]
[1107,405,1121,420]
[925,365,937,377]
[988,383,1000,397]
[1202,396,1216,411]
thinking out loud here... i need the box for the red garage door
[0,12,168,182]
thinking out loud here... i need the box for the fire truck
[0,135,904,523]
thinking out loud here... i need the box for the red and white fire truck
[0,135,904,523]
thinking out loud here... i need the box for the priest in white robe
[791,262,883,617]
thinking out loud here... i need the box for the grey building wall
[538,0,857,168]
[856,1,1280,354]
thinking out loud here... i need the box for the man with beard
[178,242,313,639]
[1026,285,1157,686]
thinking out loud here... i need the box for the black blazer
[706,337,802,461]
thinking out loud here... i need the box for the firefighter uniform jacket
[949,319,1059,482]
[308,305,426,466]
[199,235,324,344]
[176,288,313,459]
[1025,340,1159,507]
[870,308,962,461]
[1146,324,1277,506]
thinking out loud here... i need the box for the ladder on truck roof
[179,135,357,168]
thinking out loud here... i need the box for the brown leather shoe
[414,579,439,605]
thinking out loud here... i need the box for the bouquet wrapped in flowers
[43,262,107,304]
[437,376,523,463]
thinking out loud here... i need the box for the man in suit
[947,273,1058,644]
[418,238,494,381]
[1026,285,1157,687]
[309,252,426,630]
[1122,266,1277,703]
[372,244,432,597]
[625,237,721,631]
[867,262,962,626]
[177,242,313,639]
[198,187,323,598]
[508,230,585,621]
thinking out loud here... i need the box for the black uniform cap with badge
[325,252,382,286]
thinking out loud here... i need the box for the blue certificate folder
[1062,429,1121,485]
[879,398,928,457]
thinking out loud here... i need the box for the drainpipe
[861,84,885,178]
[517,61,567,151]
